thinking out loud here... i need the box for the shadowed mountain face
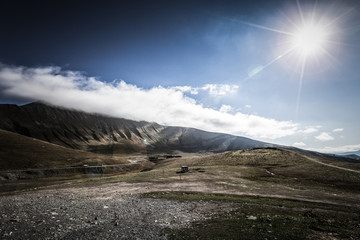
[0,129,129,171]
[0,102,272,154]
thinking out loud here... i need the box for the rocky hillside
[0,102,272,154]
[0,129,129,171]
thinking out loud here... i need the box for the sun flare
[291,23,328,57]
[239,1,344,119]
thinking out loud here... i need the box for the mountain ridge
[0,102,273,154]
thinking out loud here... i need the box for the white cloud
[315,132,334,141]
[333,128,344,132]
[307,144,360,154]
[302,127,319,134]
[245,104,252,109]
[0,64,303,139]
[293,142,306,147]
[201,84,239,96]
[219,104,232,113]
[171,84,239,97]
[171,86,199,95]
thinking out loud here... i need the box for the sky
[0,0,360,154]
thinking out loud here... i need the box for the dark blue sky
[0,0,281,86]
[1,0,360,153]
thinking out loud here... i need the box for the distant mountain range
[338,151,360,157]
[0,102,274,155]
[332,151,360,161]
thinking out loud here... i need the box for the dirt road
[303,155,360,174]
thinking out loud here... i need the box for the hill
[1,105,359,239]
[154,147,360,191]
[1,147,360,239]
[0,129,128,171]
[0,102,272,154]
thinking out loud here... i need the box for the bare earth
[0,182,237,240]
[1,149,359,239]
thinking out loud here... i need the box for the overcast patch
[0,63,306,140]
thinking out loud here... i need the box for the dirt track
[303,155,360,173]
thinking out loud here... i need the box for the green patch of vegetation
[143,191,355,211]
[145,192,360,240]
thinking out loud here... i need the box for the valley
[1,146,360,239]
[0,103,360,239]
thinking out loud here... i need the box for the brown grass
[0,129,128,170]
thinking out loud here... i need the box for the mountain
[0,129,128,171]
[337,150,360,157]
[281,146,360,163]
[0,102,272,154]
[329,153,360,162]
[343,154,360,161]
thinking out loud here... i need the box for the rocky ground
[0,182,235,240]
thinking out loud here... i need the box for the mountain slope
[0,129,128,170]
[0,102,162,153]
[150,126,268,153]
[0,102,271,154]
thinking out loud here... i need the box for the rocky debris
[246,215,257,220]
[303,210,316,218]
[0,184,231,239]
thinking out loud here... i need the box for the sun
[238,1,345,119]
[291,23,328,57]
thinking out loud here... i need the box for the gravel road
[0,182,234,239]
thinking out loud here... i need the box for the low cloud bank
[307,144,360,154]
[0,63,301,139]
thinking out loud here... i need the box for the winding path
[303,155,360,174]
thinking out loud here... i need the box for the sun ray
[236,1,347,118]
[318,47,341,66]
[326,39,357,48]
[262,47,296,69]
[324,7,355,29]
[239,21,293,36]
[310,1,318,24]
[296,0,306,25]
[296,56,306,120]
[242,47,296,82]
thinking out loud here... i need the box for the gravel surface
[0,182,234,239]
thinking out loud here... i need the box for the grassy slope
[0,129,128,170]
[3,146,357,203]
[1,139,360,238]
[145,192,360,240]
[139,149,360,239]
[64,147,360,206]
[56,148,360,194]
[155,148,360,191]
